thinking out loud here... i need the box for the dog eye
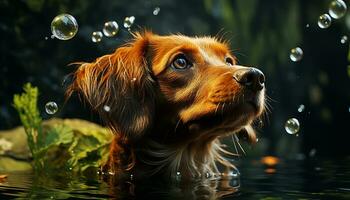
[171,55,192,70]
[225,57,234,66]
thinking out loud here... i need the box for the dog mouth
[185,91,264,131]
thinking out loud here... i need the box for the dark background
[0,0,349,158]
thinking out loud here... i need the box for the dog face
[149,34,265,142]
[67,32,265,144]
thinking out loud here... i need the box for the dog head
[67,31,266,176]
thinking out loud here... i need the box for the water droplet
[45,36,49,40]
[50,196,54,199]
[290,47,303,62]
[153,7,160,15]
[51,14,78,40]
[123,16,135,29]
[69,167,72,170]
[103,21,119,37]
[92,31,103,43]
[256,138,259,143]
[318,14,332,29]
[341,35,348,44]
[306,23,310,28]
[284,118,300,134]
[131,77,137,82]
[45,102,58,115]
[103,105,111,112]
[130,174,134,180]
[329,0,347,19]
[50,35,55,39]
[298,104,305,112]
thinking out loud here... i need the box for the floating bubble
[123,16,135,29]
[91,31,103,43]
[51,14,78,40]
[153,7,160,15]
[284,118,300,134]
[318,14,332,29]
[341,35,348,44]
[103,105,111,112]
[103,21,119,37]
[298,104,305,112]
[289,47,303,62]
[329,0,347,19]
[45,102,58,115]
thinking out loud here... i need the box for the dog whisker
[234,134,246,155]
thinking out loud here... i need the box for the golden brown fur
[66,31,266,180]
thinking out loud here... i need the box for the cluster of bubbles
[91,16,137,43]
[317,0,347,29]
[51,14,78,40]
[286,1,348,134]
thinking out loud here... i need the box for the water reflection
[1,158,350,199]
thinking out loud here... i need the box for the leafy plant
[13,83,111,173]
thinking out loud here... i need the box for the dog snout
[233,67,265,91]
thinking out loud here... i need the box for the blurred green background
[0,0,349,159]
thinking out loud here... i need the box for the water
[329,0,347,19]
[318,14,332,29]
[102,21,119,37]
[0,158,349,199]
[51,14,78,40]
[91,31,103,43]
[45,102,58,115]
[285,118,300,134]
[289,47,303,62]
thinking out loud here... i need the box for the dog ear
[66,32,155,141]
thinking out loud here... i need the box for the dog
[66,31,265,180]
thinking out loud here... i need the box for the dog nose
[233,67,265,91]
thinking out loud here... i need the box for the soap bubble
[285,118,300,135]
[298,104,305,112]
[123,16,135,29]
[45,101,58,115]
[153,7,160,15]
[51,14,78,40]
[103,21,119,37]
[341,35,348,44]
[329,0,347,19]
[318,14,332,29]
[290,47,303,62]
[92,31,103,43]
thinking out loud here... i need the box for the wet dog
[66,31,266,179]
